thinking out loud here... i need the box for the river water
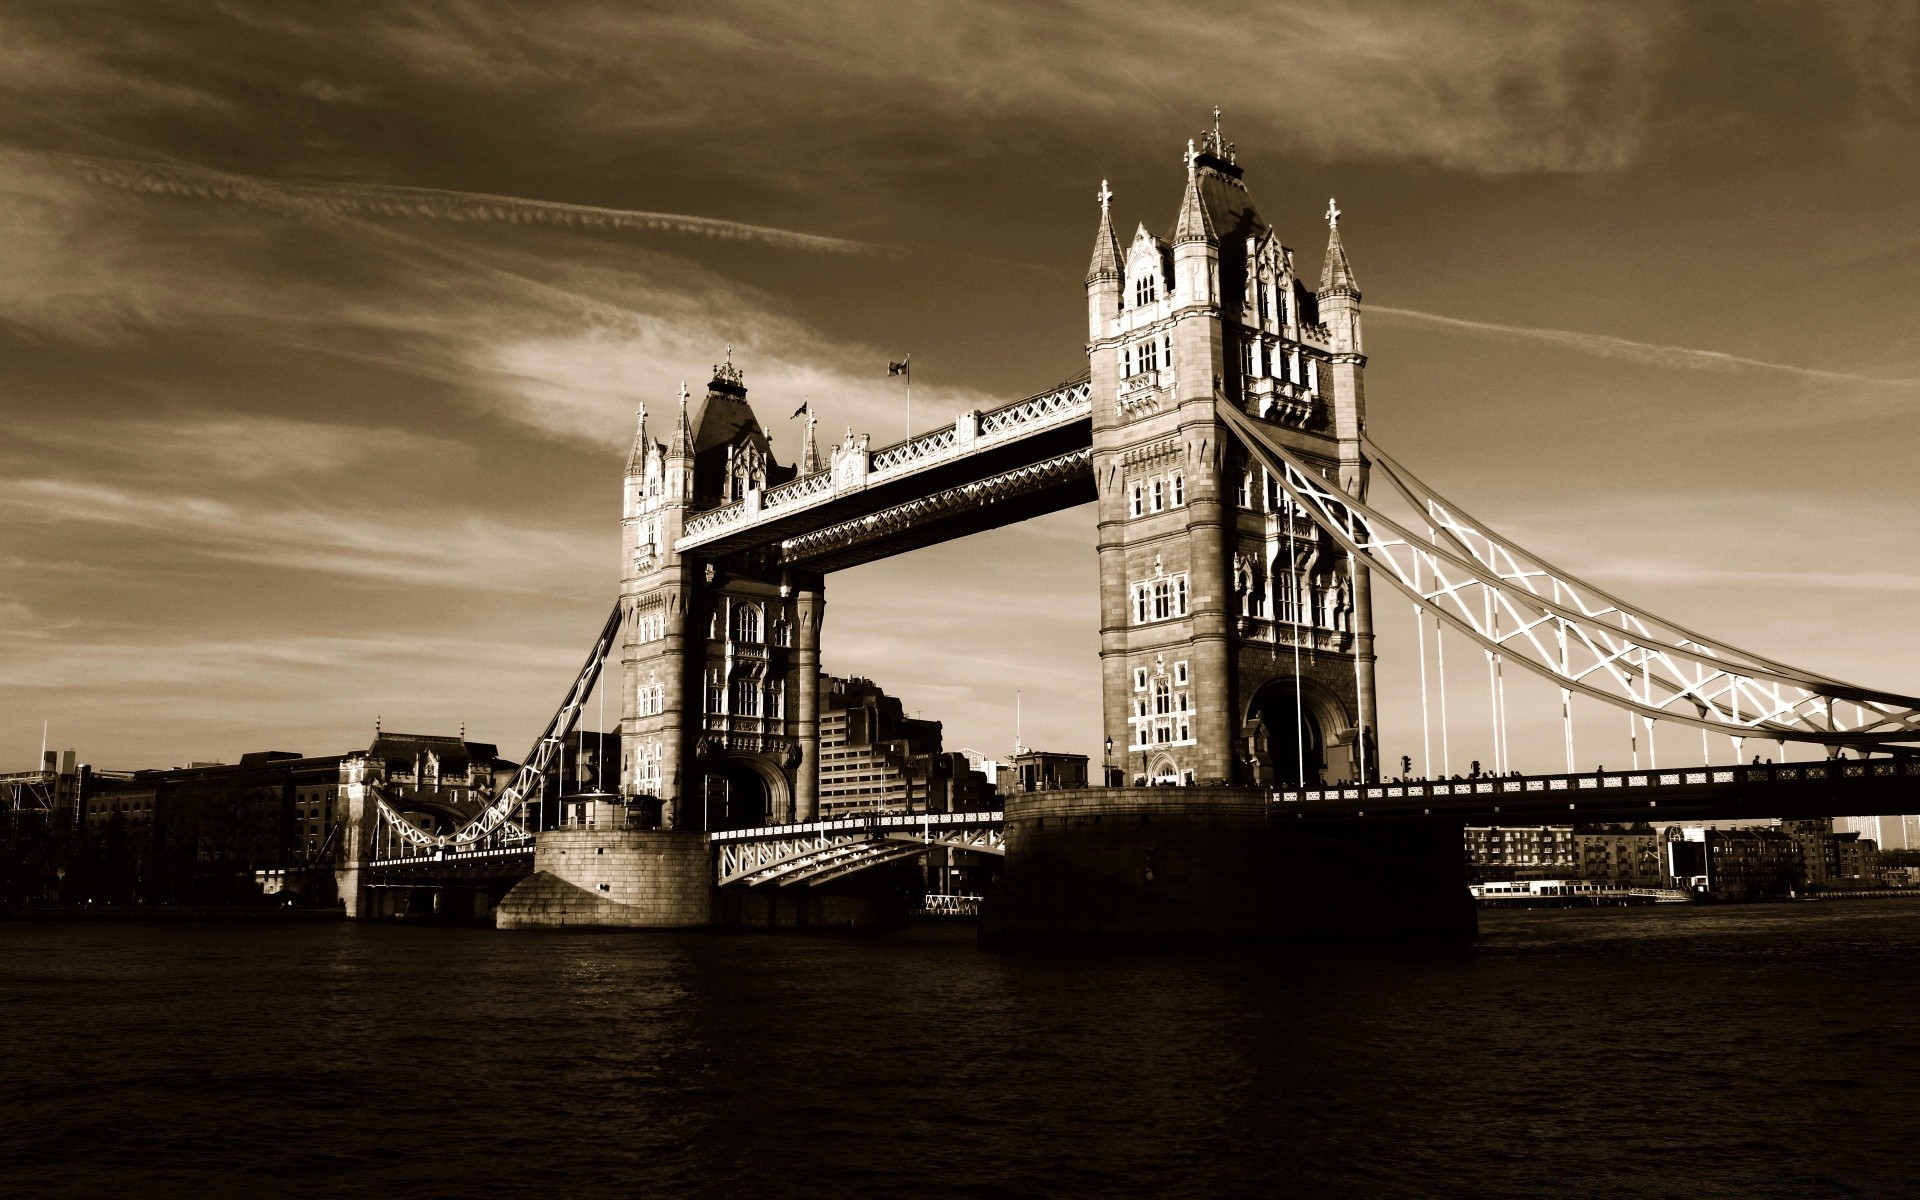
[4,901,1917,1198]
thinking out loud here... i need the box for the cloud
[0,478,610,594]
[52,150,887,256]
[5,414,473,482]
[1370,305,1920,389]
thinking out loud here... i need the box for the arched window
[1134,272,1157,307]
[732,602,762,644]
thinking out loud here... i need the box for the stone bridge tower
[1089,120,1378,788]
[620,358,819,830]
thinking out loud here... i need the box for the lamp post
[1104,737,1114,788]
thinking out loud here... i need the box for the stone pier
[979,786,1474,946]
[496,827,711,930]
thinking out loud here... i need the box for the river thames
[4,901,1917,1198]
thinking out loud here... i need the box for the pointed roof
[1086,179,1122,283]
[1173,140,1215,244]
[625,402,650,476]
[1318,199,1360,298]
[799,406,821,474]
[669,382,693,459]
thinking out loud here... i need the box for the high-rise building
[1836,815,1912,852]
[817,675,945,820]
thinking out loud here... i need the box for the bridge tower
[1089,120,1378,789]
[620,359,815,830]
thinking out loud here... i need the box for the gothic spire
[669,381,693,459]
[1319,198,1360,299]
[625,401,650,476]
[1173,139,1214,244]
[799,403,821,475]
[1086,179,1122,283]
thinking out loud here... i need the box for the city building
[1664,826,1798,900]
[1780,818,1839,891]
[1463,825,1576,882]
[817,675,946,819]
[1832,831,1883,887]
[1571,823,1664,888]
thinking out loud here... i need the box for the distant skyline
[4,2,1919,773]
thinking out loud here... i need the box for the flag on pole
[888,356,911,378]
[790,400,810,419]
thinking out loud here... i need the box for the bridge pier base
[979,787,1474,947]
[496,828,711,929]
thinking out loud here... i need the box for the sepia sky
[4,1,1920,774]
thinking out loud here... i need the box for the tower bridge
[349,118,1920,937]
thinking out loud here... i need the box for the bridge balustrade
[1273,758,1920,815]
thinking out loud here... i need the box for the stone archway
[1245,677,1351,788]
[700,754,791,831]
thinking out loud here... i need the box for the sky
[4,0,1920,775]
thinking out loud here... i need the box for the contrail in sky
[52,151,885,257]
[1369,305,1920,389]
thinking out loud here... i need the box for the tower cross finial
[1098,179,1112,212]
[1325,197,1341,228]
[1212,105,1222,150]
[1185,138,1197,178]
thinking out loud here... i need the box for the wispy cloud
[1370,305,1920,389]
[52,151,886,256]
[0,478,611,594]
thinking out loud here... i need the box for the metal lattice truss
[780,448,1092,568]
[1218,402,1920,748]
[680,376,1092,551]
[373,600,625,855]
[713,812,1005,887]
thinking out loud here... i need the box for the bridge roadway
[363,758,1919,890]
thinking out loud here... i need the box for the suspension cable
[1288,494,1305,787]
[1416,554,1432,778]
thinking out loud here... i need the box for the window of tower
[1170,471,1185,507]
[1289,348,1303,385]
[1134,273,1157,307]
[732,677,761,717]
[732,602,762,644]
[1242,339,1258,378]
[1308,359,1321,395]
[1257,283,1270,323]
[1149,478,1165,513]
[1129,482,1145,519]
[706,669,725,713]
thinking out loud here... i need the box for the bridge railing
[708,809,1006,844]
[1274,758,1919,806]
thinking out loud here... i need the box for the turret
[1316,199,1367,488]
[1171,140,1219,308]
[1086,180,1123,339]
[666,381,695,503]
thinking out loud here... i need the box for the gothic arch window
[732,602,762,644]
[1134,272,1157,307]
